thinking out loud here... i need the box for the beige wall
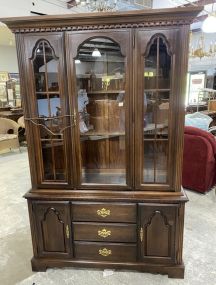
[0,45,18,73]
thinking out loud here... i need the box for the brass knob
[140,227,143,242]
[99,248,112,257]
[66,225,70,239]
[97,208,111,218]
[98,228,111,238]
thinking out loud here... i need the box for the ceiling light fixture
[75,0,117,12]
[75,59,81,64]
[92,48,101,57]
[202,14,216,33]
[189,32,216,60]
[201,2,216,33]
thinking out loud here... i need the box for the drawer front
[73,222,137,242]
[74,242,137,262]
[72,202,136,223]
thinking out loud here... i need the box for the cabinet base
[31,257,185,279]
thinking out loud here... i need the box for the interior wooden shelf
[81,131,125,136]
[87,90,125,94]
[36,91,60,94]
[144,89,171,92]
[77,74,124,79]
[144,138,168,141]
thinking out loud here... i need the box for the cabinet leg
[167,266,185,279]
[31,258,47,272]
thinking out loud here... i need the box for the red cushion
[184,126,216,155]
[182,126,216,193]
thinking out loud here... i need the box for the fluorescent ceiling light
[92,48,101,57]
[75,59,81,64]
[202,15,216,33]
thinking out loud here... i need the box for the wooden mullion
[154,37,160,183]
[51,139,56,180]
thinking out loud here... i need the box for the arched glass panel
[143,36,171,184]
[33,40,66,181]
[75,37,126,185]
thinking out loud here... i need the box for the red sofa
[182,126,216,193]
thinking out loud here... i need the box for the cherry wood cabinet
[1,6,202,278]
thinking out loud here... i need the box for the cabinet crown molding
[0,7,203,34]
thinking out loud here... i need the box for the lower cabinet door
[32,201,72,258]
[138,203,178,264]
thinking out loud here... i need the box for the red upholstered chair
[182,126,216,193]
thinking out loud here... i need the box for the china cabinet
[1,6,202,278]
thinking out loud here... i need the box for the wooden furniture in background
[0,117,20,153]
[0,109,23,122]
[1,6,202,278]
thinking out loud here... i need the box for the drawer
[72,202,136,223]
[73,222,137,242]
[74,241,137,262]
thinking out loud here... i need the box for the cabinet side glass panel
[33,40,66,181]
[143,37,171,184]
[75,38,126,185]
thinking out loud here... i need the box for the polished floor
[0,149,216,285]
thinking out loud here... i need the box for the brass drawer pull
[140,227,143,242]
[73,110,77,127]
[66,225,70,239]
[98,228,111,238]
[97,208,111,218]
[99,248,112,257]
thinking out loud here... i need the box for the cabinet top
[1,6,202,34]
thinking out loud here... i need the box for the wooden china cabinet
[2,6,202,278]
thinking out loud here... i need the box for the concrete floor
[0,149,216,285]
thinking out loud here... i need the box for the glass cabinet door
[67,32,132,188]
[25,35,72,187]
[135,30,177,190]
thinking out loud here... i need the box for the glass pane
[143,36,171,184]
[45,42,59,91]
[155,141,168,183]
[42,140,54,180]
[37,94,49,117]
[33,40,65,182]
[157,92,169,136]
[53,141,65,180]
[41,140,65,181]
[75,37,126,185]
[158,38,171,89]
[50,94,61,116]
[47,72,59,91]
[143,141,154,183]
[144,38,157,90]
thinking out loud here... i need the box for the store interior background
[1,0,216,112]
[0,1,216,285]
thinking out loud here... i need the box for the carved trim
[30,39,59,61]
[42,207,64,224]
[144,33,173,57]
[145,210,171,228]
[11,19,192,34]
[75,36,125,59]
